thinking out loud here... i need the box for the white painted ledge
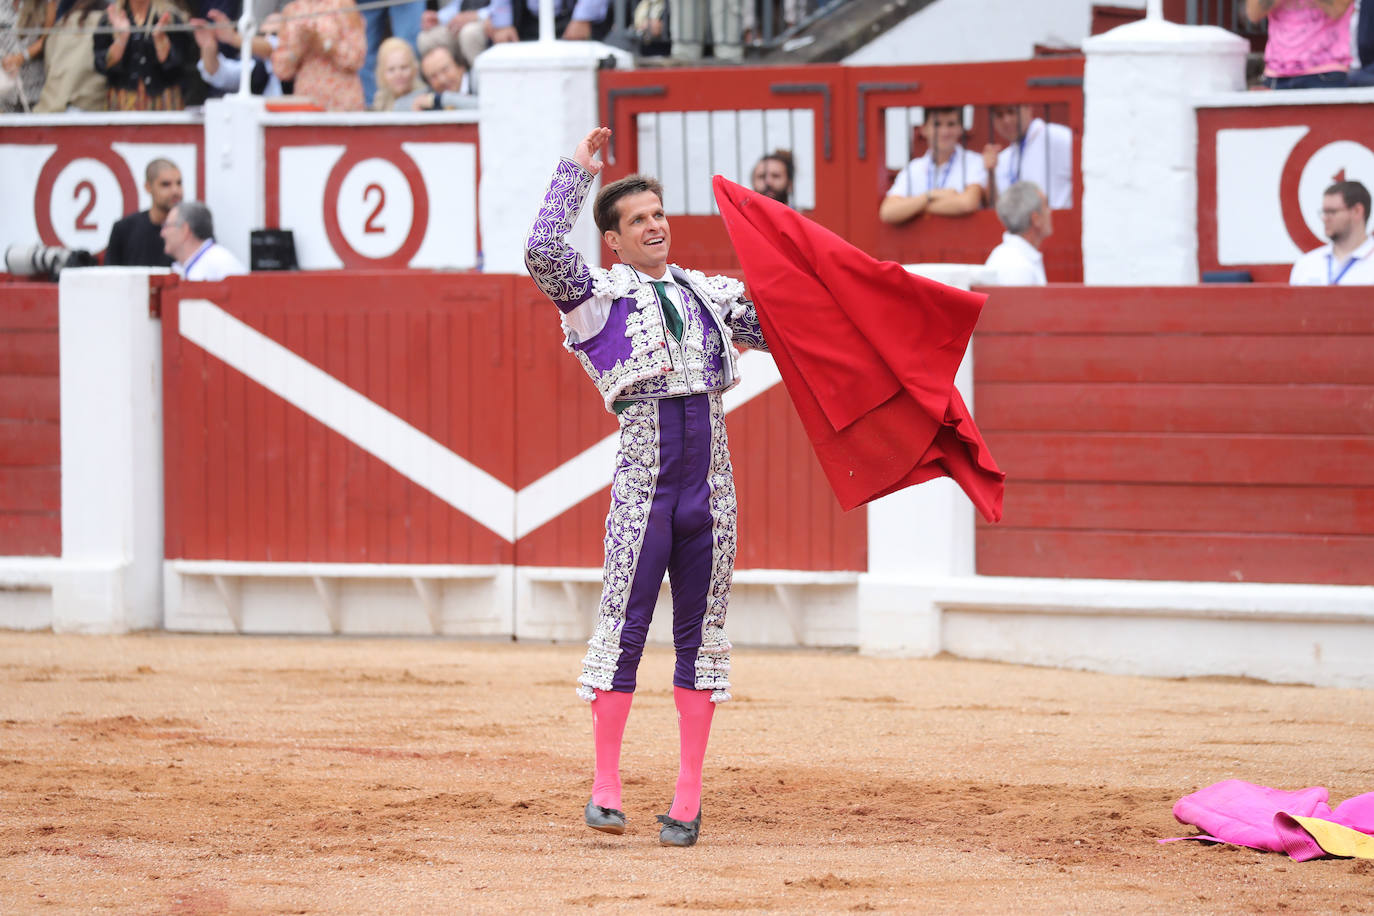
[858,574,1374,689]
[1194,87,1374,109]
[164,561,515,636]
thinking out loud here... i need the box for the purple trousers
[576,392,736,703]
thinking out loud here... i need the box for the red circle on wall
[33,145,139,253]
[321,145,430,268]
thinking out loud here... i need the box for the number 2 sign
[266,123,479,271]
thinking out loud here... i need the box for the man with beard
[750,150,793,207]
[105,158,182,267]
[1290,180,1374,285]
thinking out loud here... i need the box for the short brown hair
[594,173,664,235]
[1326,180,1371,224]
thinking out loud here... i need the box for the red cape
[712,176,1005,523]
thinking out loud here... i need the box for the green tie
[652,280,684,342]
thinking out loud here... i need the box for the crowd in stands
[0,0,485,111]
[6,0,1374,113]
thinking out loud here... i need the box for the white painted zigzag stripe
[178,299,782,543]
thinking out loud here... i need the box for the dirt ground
[1,633,1372,915]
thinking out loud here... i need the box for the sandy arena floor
[1,632,1371,914]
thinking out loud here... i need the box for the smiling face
[381,44,416,96]
[603,189,670,275]
[421,46,464,94]
[920,109,964,163]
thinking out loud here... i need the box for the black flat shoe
[584,800,626,835]
[656,809,701,847]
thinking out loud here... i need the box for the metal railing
[603,0,854,60]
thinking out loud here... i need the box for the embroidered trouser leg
[577,393,736,703]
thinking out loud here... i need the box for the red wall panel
[0,283,60,556]
[972,284,1374,585]
[599,58,1084,280]
[164,273,861,571]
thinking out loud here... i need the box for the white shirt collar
[633,265,677,286]
[1000,232,1043,262]
[174,238,215,275]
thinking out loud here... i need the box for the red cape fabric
[712,176,1005,523]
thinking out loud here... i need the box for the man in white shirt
[982,104,1074,210]
[984,180,1051,285]
[161,201,248,282]
[1290,180,1374,285]
[879,106,987,224]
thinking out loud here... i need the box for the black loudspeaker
[250,229,298,271]
[1201,270,1253,283]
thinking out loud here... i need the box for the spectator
[632,0,669,56]
[271,0,365,111]
[879,106,987,225]
[161,201,248,280]
[358,0,422,106]
[106,158,182,267]
[751,149,793,206]
[34,0,107,111]
[982,103,1074,210]
[1,0,56,111]
[674,0,742,59]
[1247,0,1353,88]
[1289,180,1374,285]
[488,0,611,43]
[414,41,476,109]
[423,0,490,69]
[93,0,194,110]
[372,36,424,110]
[193,9,284,97]
[1350,0,1374,85]
[983,180,1051,285]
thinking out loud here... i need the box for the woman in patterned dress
[271,0,365,111]
[0,0,56,110]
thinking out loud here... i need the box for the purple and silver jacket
[525,157,769,413]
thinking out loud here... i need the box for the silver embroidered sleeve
[524,158,596,308]
[727,298,770,352]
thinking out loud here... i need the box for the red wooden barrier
[599,58,1084,280]
[972,285,1374,585]
[0,282,60,557]
[162,273,865,571]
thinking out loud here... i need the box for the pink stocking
[590,688,634,810]
[669,686,715,821]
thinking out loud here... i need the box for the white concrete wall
[1081,19,1248,284]
[474,41,632,274]
[49,268,166,633]
[843,0,1141,66]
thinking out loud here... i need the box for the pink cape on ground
[1167,779,1374,861]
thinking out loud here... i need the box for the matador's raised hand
[574,127,612,178]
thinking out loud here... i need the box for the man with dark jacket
[105,158,182,267]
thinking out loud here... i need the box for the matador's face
[604,189,671,275]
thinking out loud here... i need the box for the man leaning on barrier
[879,106,987,225]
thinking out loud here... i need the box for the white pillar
[203,95,266,269]
[474,42,632,274]
[1081,19,1247,284]
[51,268,165,633]
[855,264,985,657]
